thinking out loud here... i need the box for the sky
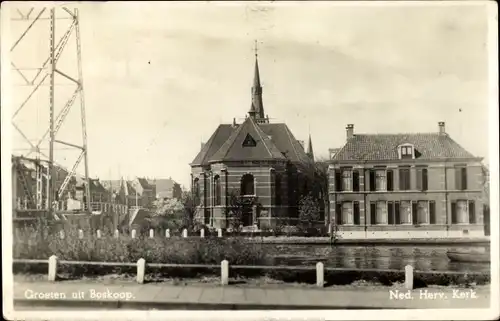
[6,1,494,189]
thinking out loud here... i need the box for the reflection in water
[269,245,490,272]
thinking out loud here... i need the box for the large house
[189,51,317,229]
[328,122,486,239]
[154,178,182,200]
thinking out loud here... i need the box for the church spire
[249,40,268,123]
[307,133,314,161]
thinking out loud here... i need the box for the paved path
[13,281,490,310]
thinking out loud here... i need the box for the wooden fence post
[137,258,146,284]
[96,230,101,238]
[165,229,170,238]
[114,229,119,238]
[48,255,58,282]
[59,230,65,240]
[149,229,154,238]
[405,265,414,289]
[200,229,205,238]
[131,229,137,239]
[78,229,84,239]
[182,229,188,238]
[221,260,229,285]
[218,228,222,238]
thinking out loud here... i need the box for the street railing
[13,257,488,289]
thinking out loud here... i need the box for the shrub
[13,226,271,277]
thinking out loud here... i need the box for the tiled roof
[190,124,236,166]
[333,133,477,161]
[155,178,177,192]
[259,123,311,164]
[209,117,286,162]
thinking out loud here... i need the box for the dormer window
[398,144,415,159]
[242,134,257,147]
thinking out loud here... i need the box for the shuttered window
[416,167,428,191]
[412,201,418,225]
[400,201,411,224]
[429,201,436,224]
[455,166,468,190]
[376,201,388,224]
[468,201,476,224]
[395,201,400,224]
[370,202,376,225]
[387,170,394,191]
[335,202,342,225]
[354,202,360,225]
[388,202,394,224]
[342,202,353,225]
[375,169,386,191]
[369,170,376,191]
[335,170,342,192]
[353,171,360,192]
[417,201,428,224]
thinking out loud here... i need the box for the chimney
[346,124,354,140]
[201,142,205,150]
[438,122,446,135]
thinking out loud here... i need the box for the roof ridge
[356,132,441,136]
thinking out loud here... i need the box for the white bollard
[137,258,146,284]
[114,229,119,238]
[96,230,102,239]
[59,230,65,240]
[150,229,154,238]
[316,262,324,288]
[131,229,137,239]
[221,260,229,285]
[328,223,332,235]
[78,229,84,239]
[200,229,205,238]
[218,228,222,238]
[405,265,414,289]
[165,229,170,238]
[48,255,58,282]
[182,229,188,238]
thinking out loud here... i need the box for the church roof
[190,124,236,166]
[209,116,285,163]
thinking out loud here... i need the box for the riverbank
[247,236,490,246]
[12,278,491,310]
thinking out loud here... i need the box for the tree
[224,189,256,232]
[298,193,321,229]
[180,190,199,230]
[300,156,330,224]
[152,198,184,217]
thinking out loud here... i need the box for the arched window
[214,175,221,206]
[275,174,282,205]
[193,178,200,201]
[241,174,254,196]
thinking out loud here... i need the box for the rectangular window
[335,202,342,225]
[400,201,412,224]
[416,167,428,191]
[417,201,429,224]
[388,202,394,224]
[335,170,342,192]
[468,201,476,224]
[353,171,360,192]
[375,169,386,191]
[342,202,353,225]
[370,202,376,225]
[429,201,436,224]
[387,170,394,191]
[369,170,376,191]
[376,201,388,224]
[395,201,400,224]
[354,202,360,225]
[399,167,411,191]
[455,166,468,190]
[341,168,352,192]
[456,200,468,224]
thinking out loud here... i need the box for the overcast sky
[7,1,493,188]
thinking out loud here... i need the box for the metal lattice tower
[10,5,91,216]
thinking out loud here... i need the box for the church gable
[209,117,285,163]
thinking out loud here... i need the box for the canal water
[269,245,491,273]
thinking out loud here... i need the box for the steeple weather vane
[254,39,259,57]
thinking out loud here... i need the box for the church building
[190,49,317,229]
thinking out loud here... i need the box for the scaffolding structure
[10,5,91,217]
